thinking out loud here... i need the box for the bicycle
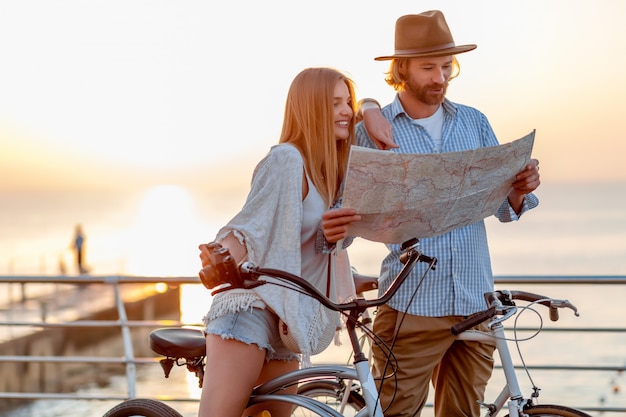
[301,287,593,417]
[102,237,591,417]
[448,289,590,417]
[102,238,434,417]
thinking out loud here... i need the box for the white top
[300,175,332,298]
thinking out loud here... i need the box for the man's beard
[405,79,448,106]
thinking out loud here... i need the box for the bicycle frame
[452,291,580,417]
[457,320,526,417]
[346,313,384,417]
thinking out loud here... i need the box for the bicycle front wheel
[295,380,365,417]
[506,404,591,417]
[103,398,183,417]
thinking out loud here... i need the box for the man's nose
[432,68,446,83]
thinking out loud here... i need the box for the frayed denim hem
[205,325,300,363]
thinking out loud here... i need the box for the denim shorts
[204,307,300,363]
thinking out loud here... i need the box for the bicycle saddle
[149,327,206,358]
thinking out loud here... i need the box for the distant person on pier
[72,224,88,274]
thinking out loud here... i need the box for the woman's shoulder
[253,143,303,179]
[269,143,302,159]
[259,143,303,168]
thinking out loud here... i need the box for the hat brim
[374,44,477,61]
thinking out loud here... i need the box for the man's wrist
[357,98,381,119]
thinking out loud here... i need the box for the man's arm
[357,98,398,150]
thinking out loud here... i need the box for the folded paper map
[341,131,535,243]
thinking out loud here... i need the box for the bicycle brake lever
[240,261,256,274]
[238,262,266,290]
[487,306,517,328]
[551,299,580,317]
[418,253,437,269]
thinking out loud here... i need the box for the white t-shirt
[411,104,444,151]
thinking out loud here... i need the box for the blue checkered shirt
[355,96,538,316]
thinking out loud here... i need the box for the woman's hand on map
[321,208,361,243]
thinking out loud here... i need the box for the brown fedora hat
[375,10,477,61]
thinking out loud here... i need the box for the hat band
[394,42,456,55]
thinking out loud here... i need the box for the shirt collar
[389,95,457,120]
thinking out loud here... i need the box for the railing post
[40,301,47,322]
[113,280,137,399]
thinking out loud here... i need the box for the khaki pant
[371,304,496,417]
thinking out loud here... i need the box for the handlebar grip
[451,306,497,335]
[549,306,559,322]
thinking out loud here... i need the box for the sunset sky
[1,0,625,193]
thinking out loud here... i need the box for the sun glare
[125,185,205,277]
[125,184,214,342]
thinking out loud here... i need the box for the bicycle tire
[296,380,366,416]
[505,404,592,417]
[102,398,183,417]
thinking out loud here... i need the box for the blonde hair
[279,68,356,206]
[383,56,461,92]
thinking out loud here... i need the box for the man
[355,10,541,417]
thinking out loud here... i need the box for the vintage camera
[198,242,243,290]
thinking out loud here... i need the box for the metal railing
[0,275,625,415]
[0,275,197,403]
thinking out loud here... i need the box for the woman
[198,67,363,417]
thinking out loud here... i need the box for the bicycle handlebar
[199,237,437,316]
[450,289,579,335]
[450,306,498,336]
[240,241,437,314]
